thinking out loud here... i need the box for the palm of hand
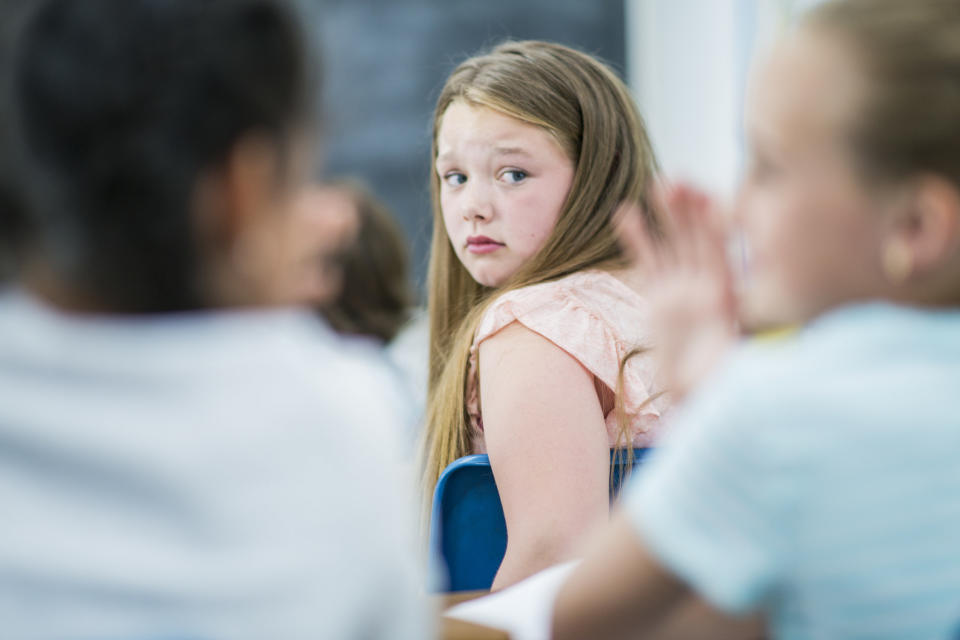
[617,184,738,401]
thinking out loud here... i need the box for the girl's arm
[479,321,611,591]
[552,514,765,640]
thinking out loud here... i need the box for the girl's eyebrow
[435,145,532,163]
[436,147,533,162]
[493,146,532,157]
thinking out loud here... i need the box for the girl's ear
[883,175,960,284]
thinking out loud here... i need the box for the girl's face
[436,101,575,287]
[736,30,888,329]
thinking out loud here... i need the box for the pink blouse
[466,269,670,453]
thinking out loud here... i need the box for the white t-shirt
[625,303,960,639]
[0,289,430,639]
[385,308,429,437]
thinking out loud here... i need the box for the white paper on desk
[444,561,579,640]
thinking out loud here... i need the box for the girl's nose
[462,183,493,222]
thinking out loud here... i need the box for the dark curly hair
[13,0,313,311]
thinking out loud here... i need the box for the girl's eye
[501,169,528,184]
[443,172,467,187]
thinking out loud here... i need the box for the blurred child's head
[738,0,960,328]
[13,0,314,313]
[429,40,659,296]
[316,180,414,343]
[284,184,360,307]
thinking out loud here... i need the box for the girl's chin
[466,267,510,289]
[460,253,524,288]
[473,276,507,288]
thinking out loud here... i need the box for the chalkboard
[297,0,626,296]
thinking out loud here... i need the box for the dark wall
[299,0,626,297]
[0,0,35,283]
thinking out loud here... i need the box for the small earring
[882,239,913,285]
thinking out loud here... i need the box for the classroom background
[306,0,826,296]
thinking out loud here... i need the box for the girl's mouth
[466,236,505,254]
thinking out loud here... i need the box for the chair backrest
[428,448,651,592]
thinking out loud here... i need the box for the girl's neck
[601,266,646,295]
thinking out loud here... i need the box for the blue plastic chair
[428,448,651,592]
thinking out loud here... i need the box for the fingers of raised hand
[613,200,662,272]
[658,182,731,275]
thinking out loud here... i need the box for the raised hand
[616,182,739,402]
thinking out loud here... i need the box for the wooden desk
[437,591,510,640]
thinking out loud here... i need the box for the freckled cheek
[511,193,563,248]
[440,197,462,242]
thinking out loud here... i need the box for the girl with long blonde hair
[423,40,669,589]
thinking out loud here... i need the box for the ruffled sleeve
[465,272,667,452]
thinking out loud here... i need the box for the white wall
[625,0,792,197]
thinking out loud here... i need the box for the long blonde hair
[422,41,661,505]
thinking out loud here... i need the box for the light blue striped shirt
[625,303,960,639]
